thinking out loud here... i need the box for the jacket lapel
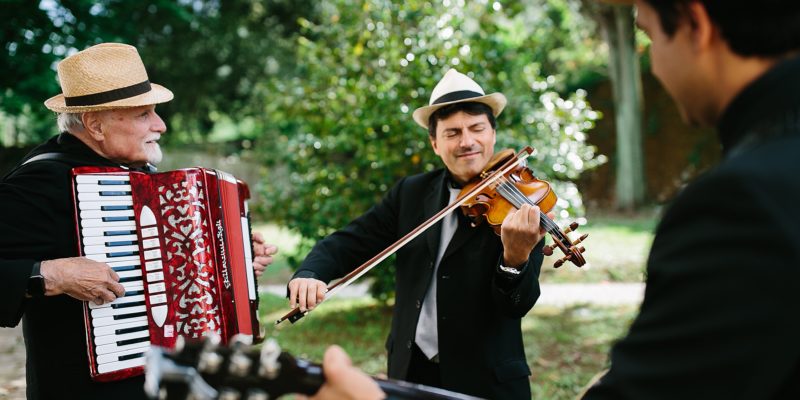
[424,172,447,259]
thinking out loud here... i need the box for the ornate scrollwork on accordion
[71,167,261,382]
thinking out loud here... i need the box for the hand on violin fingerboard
[500,204,546,267]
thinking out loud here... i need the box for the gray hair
[57,112,85,133]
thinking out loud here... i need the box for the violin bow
[276,147,534,325]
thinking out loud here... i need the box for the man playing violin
[287,69,546,399]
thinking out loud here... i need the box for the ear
[429,134,441,156]
[685,2,716,52]
[81,112,106,142]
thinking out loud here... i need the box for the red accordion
[70,166,262,382]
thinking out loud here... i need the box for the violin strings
[495,177,559,233]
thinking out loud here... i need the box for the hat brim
[44,83,174,113]
[412,92,507,129]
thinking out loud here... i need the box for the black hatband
[64,80,152,106]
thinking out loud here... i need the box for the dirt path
[0,325,25,399]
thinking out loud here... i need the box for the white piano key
[77,183,132,193]
[143,249,161,260]
[93,320,148,337]
[117,269,142,280]
[81,225,137,238]
[92,314,147,328]
[95,338,151,355]
[141,227,158,238]
[108,259,141,269]
[144,260,162,271]
[78,192,133,202]
[85,254,139,263]
[83,244,139,255]
[94,329,150,346]
[96,346,149,364]
[91,304,146,319]
[81,218,137,228]
[77,200,134,210]
[142,238,159,249]
[140,206,157,226]
[80,209,135,219]
[148,282,166,293]
[149,293,167,305]
[152,305,168,327]
[89,294,145,310]
[97,356,146,374]
[82,234,138,246]
[121,282,144,292]
[76,174,130,184]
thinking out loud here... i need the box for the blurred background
[1,0,722,398]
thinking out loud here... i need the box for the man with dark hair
[287,69,546,399]
[581,0,800,398]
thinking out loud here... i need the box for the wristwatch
[27,262,46,298]
[498,262,523,276]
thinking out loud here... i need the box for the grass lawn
[259,293,637,400]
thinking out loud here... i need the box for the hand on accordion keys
[38,257,125,304]
[251,232,279,278]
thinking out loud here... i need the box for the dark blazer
[294,168,544,399]
[0,133,146,399]
[583,57,800,399]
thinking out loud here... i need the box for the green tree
[258,0,604,300]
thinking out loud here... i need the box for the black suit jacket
[0,133,146,399]
[294,168,544,399]
[584,56,800,399]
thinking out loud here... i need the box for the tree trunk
[582,1,646,210]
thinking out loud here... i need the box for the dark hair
[427,102,496,138]
[643,0,800,57]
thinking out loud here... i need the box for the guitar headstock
[145,335,323,400]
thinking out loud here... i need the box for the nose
[459,129,477,148]
[152,111,167,134]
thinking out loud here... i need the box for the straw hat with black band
[44,43,173,113]
[412,69,507,129]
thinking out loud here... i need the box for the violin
[276,146,586,325]
[460,147,588,268]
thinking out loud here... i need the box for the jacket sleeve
[292,177,406,283]
[583,171,800,399]
[0,259,35,327]
[489,239,544,318]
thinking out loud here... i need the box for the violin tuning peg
[578,246,586,253]
[572,233,589,245]
[564,222,580,234]
[542,244,555,256]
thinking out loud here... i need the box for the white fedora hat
[44,43,173,113]
[412,69,507,129]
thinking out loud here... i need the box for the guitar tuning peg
[245,389,269,400]
[174,335,186,353]
[199,336,224,374]
[229,348,253,377]
[259,338,281,380]
[564,222,580,234]
[218,389,241,400]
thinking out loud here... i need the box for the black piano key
[102,216,134,222]
[111,265,138,272]
[113,311,147,320]
[123,290,145,296]
[117,336,150,346]
[119,352,145,361]
[99,191,131,196]
[106,251,139,258]
[116,325,148,335]
[98,180,130,185]
[119,276,141,283]
[104,230,136,236]
[101,205,133,211]
[111,301,146,309]
[106,240,136,247]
